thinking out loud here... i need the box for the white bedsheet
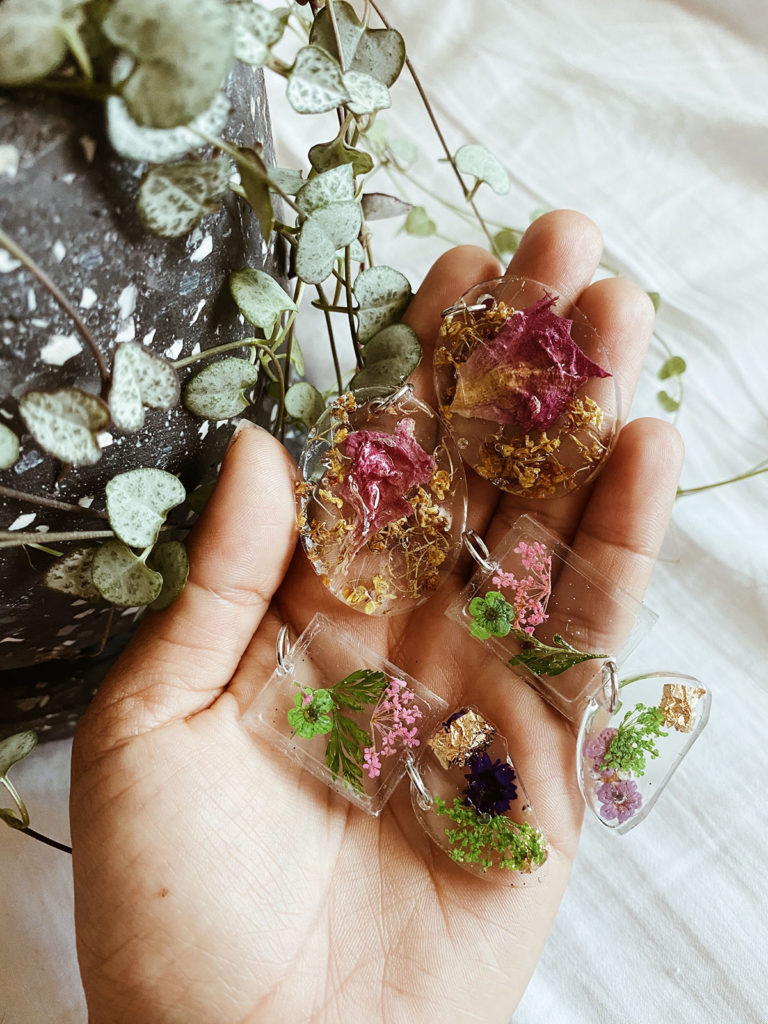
[2,1,767,1021]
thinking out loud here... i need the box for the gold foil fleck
[658,683,706,733]
[427,709,496,769]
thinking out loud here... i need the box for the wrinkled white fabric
[2,1,766,1021]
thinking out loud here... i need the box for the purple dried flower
[597,778,642,824]
[463,752,518,815]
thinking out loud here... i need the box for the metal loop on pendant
[600,658,619,713]
[440,299,494,319]
[462,529,497,574]
[369,381,413,413]
[405,754,433,811]
[276,624,294,675]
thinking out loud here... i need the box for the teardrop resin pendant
[434,276,618,498]
[577,672,711,832]
[297,386,467,615]
[409,707,548,883]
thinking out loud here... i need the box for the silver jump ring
[276,624,294,675]
[440,300,493,319]
[369,381,413,412]
[462,529,497,573]
[405,754,433,811]
[601,658,619,713]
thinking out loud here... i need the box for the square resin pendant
[446,515,658,720]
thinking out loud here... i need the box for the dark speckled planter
[0,66,282,740]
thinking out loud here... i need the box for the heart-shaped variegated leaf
[404,206,436,237]
[353,266,412,343]
[342,70,391,115]
[137,158,230,238]
[296,163,355,215]
[230,268,297,335]
[91,540,163,607]
[106,468,186,549]
[287,46,350,115]
[363,323,422,368]
[285,382,325,429]
[0,0,70,86]
[183,356,260,420]
[350,357,413,392]
[147,540,190,610]
[308,136,373,176]
[0,731,37,778]
[231,2,289,66]
[109,343,180,432]
[309,2,405,87]
[454,143,510,195]
[19,389,110,466]
[268,167,306,195]
[106,92,231,163]
[295,217,337,285]
[362,193,412,221]
[43,545,101,601]
[0,423,19,469]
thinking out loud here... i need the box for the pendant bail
[275,623,294,675]
[462,529,497,573]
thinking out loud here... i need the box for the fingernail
[226,418,261,452]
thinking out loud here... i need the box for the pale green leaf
[295,217,337,285]
[647,291,661,312]
[231,146,275,240]
[289,338,306,377]
[137,158,230,238]
[0,0,69,86]
[148,541,189,610]
[455,143,510,195]
[311,201,362,249]
[0,731,38,778]
[342,69,391,115]
[350,358,413,392]
[268,167,306,195]
[43,545,100,601]
[656,390,680,413]
[388,137,419,169]
[404,205,436,237]
[362,193,412,221]
[353,265,412,343]
[231,2,289,67]
[308,136,373,176]
[109,343,180,433]
[107,91,231,163]
[0,423,19,470]
[18,389,110,466]
[296,163,355,215]
[91,540,163,607]
[106,468,186,549]
[362,323,421,370]
[230,267,297,335]
[183,357,260,420]
[346,239,366,263]
[659,356,687,380]
[186,479,216,514]
[285,382,325,429]
[310,2,405,87]
[494,227,521,255]
[286,45,350,115]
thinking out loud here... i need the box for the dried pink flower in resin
[341,418,435,539]
[451,297,611,431]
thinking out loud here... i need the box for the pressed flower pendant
[244,615,547,882]
[578,672,711,832]
[434,276,618,498]
[296,385,468,615]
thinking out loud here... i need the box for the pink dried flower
[597,778,642,824]
[490,540,552,633]
[450,297,611,430]
[583,727,618,776]
[341,418,435,539]
[363,676,423,779]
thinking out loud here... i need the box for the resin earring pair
[447,514,710,833]
[244,616,548,883]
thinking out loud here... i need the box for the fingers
[83,423,299,734]
[503,209,603,303]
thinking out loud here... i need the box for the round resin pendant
[297,386,468,615]
[434,276,619,498]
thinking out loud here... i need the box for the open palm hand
[71,212,683,1024]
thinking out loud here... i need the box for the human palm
[71,212,683,1024]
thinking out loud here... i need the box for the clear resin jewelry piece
[244,616,548,880]
[577,671,711,833]
[434,276,619,498]
[297,385,468,615]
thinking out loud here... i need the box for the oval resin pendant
[297,386,467,615]
[434,276,618,498]
[410,707,548,884]
[577,672,711,833]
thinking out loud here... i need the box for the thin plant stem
[92,606,115,658]
[173,338,267,369]
[344,246,363,368]
[316,283,344,392]
[19,828,72,855]
[677,465,768,498]
[0,529,115,548]
[0,226,109,385]
[0,485,108,519]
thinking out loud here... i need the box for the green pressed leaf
[353,265,412,343]
[230,2,289,67]
[342,69,391,115]
[0,0,69,86]
[647,291,661,312]
[137,158,230,238]
[147,540,189,610]
[43,545,100,601]
[296,163,355,215]
[658,356,687,380]
[308,136,373,176]
[268,167,306,195]
[285,382,325,429]
[106,468,186,549]
[286,45,350,115]
[0,731,38,777]
[183,356,260,420]
[108,343,180,433]
[509,633,607,676]
[404,206,436,237]
[0,423,19,470]
[230,267,297,335]
[454,143,510,195]
[309,2,405,87]
[295,216,337,285]
[107,91,231,163]
[656,390,680,413]
[103,0,233,129]
[362,193,412,221]
[362,323,422,369]
[91,540,163,607]
[18,389,110,466]
[494,227,521,255]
